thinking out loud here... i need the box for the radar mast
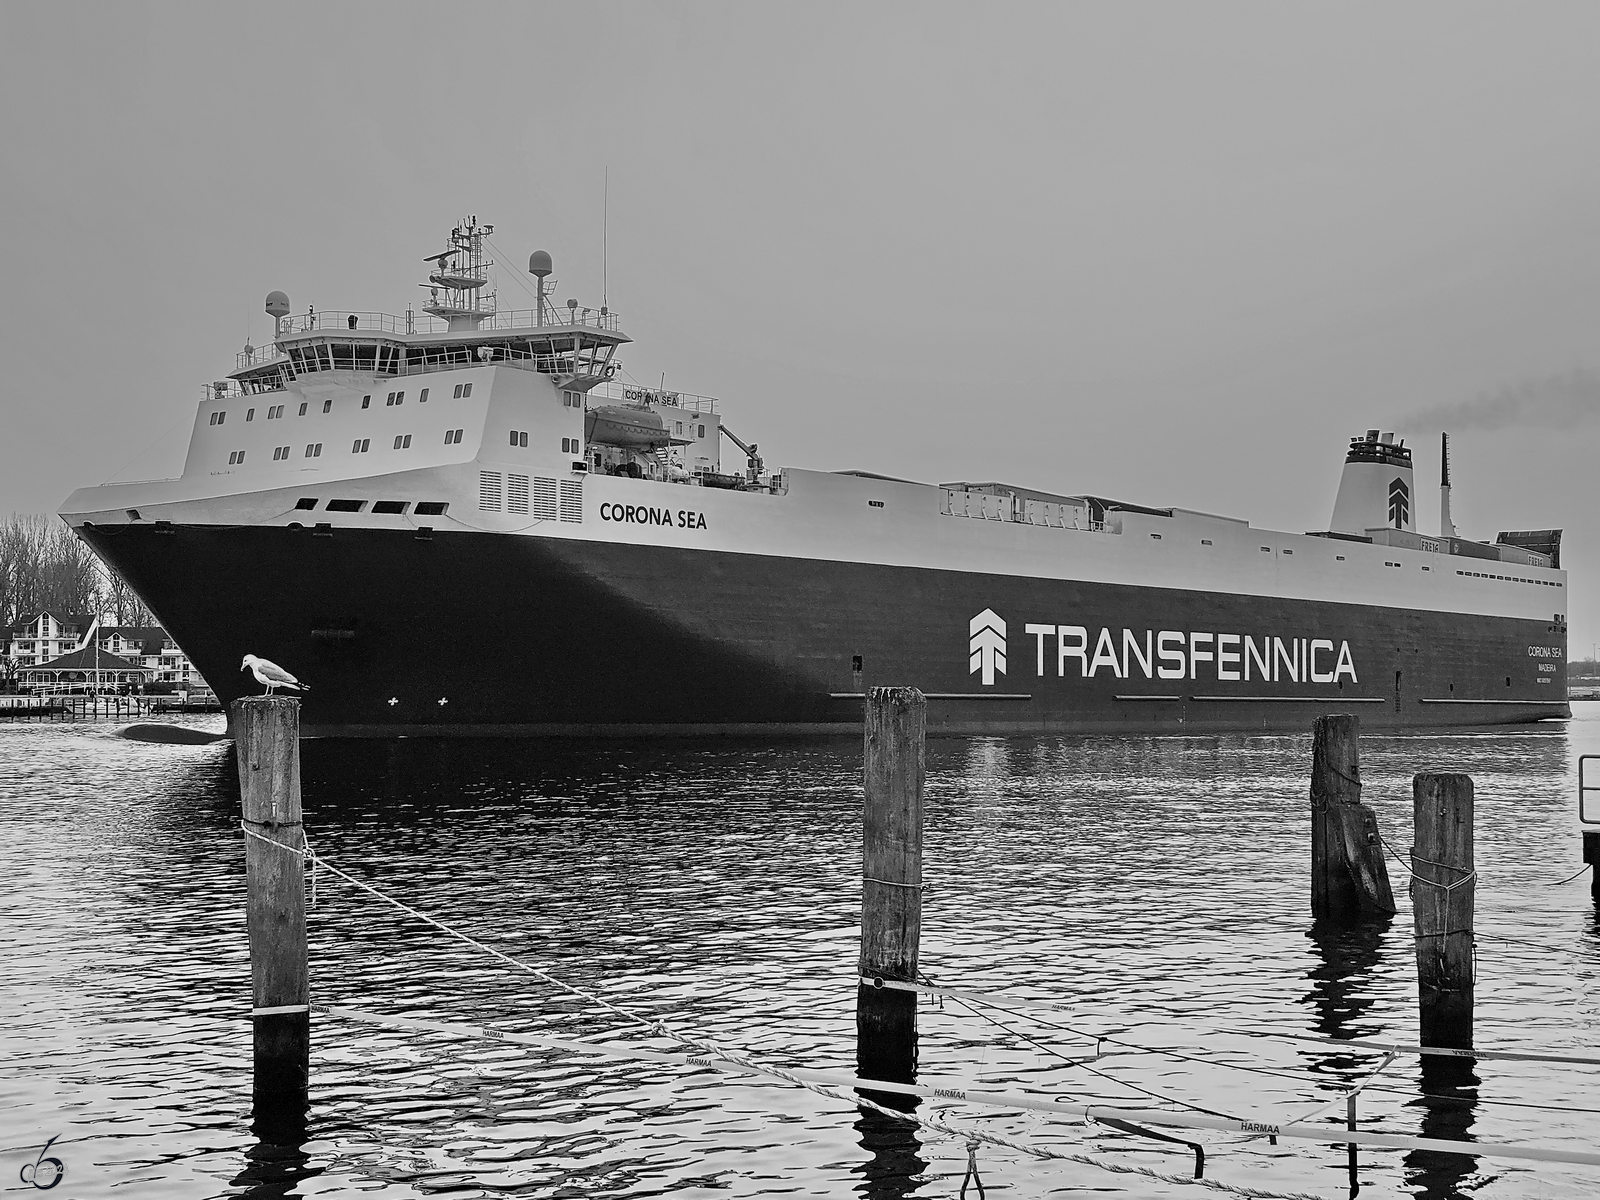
[421,216,497,331]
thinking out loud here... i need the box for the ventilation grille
[478,471,502,512]
[507,473,530,515]
[559,479,583,523]
[533,476,559,521]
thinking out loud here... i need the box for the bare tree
[105,568,155,628]
[0,514,135,626]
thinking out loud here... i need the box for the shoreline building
[3,612,210,693]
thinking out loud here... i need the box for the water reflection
[1404,1055,1482,1200]
[229,1138,318,1200]
[1302,917,1392,1198]
[852,1109,926,1199]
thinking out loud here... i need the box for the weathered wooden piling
[857,686,925,1093]
[1412,773,1474,1047]
[233,696,309,1134]
[1309,714,1396,921]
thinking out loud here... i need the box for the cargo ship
[60,219,1569,736]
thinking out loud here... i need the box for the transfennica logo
[1388,477,1410,527]
[969,609,1007,686]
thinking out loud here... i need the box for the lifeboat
[586,404,671,448]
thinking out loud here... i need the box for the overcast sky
[3,3,1598,649]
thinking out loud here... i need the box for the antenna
[603,166,609,310]
[1439,431,1457,539]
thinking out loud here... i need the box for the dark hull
[80,524,1569,736]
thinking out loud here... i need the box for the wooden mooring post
[233,696,310,1137]
[1309,714,1396,921]
[1412,773,1474,1047]
[857,686,925,1094]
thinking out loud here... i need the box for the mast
[421,217,497,332]
[1439,431,1456,539]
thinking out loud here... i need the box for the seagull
[241,654,309,696]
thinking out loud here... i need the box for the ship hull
[78,523,1569,737]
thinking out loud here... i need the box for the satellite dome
[528,250,553,278]
[265,291,290,318]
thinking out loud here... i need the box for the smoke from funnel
[1408,368,1600,432]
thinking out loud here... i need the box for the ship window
[323,399,332,413]
[1283,549,1293,555]
[312,443,322,457]
[675,422,684,436]
[396,391,404,404]
[1260,546,1270,552]
[1422,565,1430,571]
[326,499,366,512]
[520,431,528,447]
[454,384,464,399]
[1150,533,1162,540]
[362,395,371,409]
[463,383,473,398]
[698,424,706,438]
[246,408,255,422]
[415,501,448,516]
[299,402,308,416]
[419,388,429,403]
[386,392,395,405]
[868,500,885,508]
[295,498,318,510]
[1337,555,1346,561]
[352,438,370,453]
[373,501,409,515]
[1200,539,1213,546]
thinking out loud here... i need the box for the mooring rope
[238,822,1334,1200]
[312,1002,1333,1200]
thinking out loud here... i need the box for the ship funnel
[1329,428,1416,536]
[1440,431,1457,538]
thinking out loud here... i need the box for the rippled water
[6,710,1600,1199]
